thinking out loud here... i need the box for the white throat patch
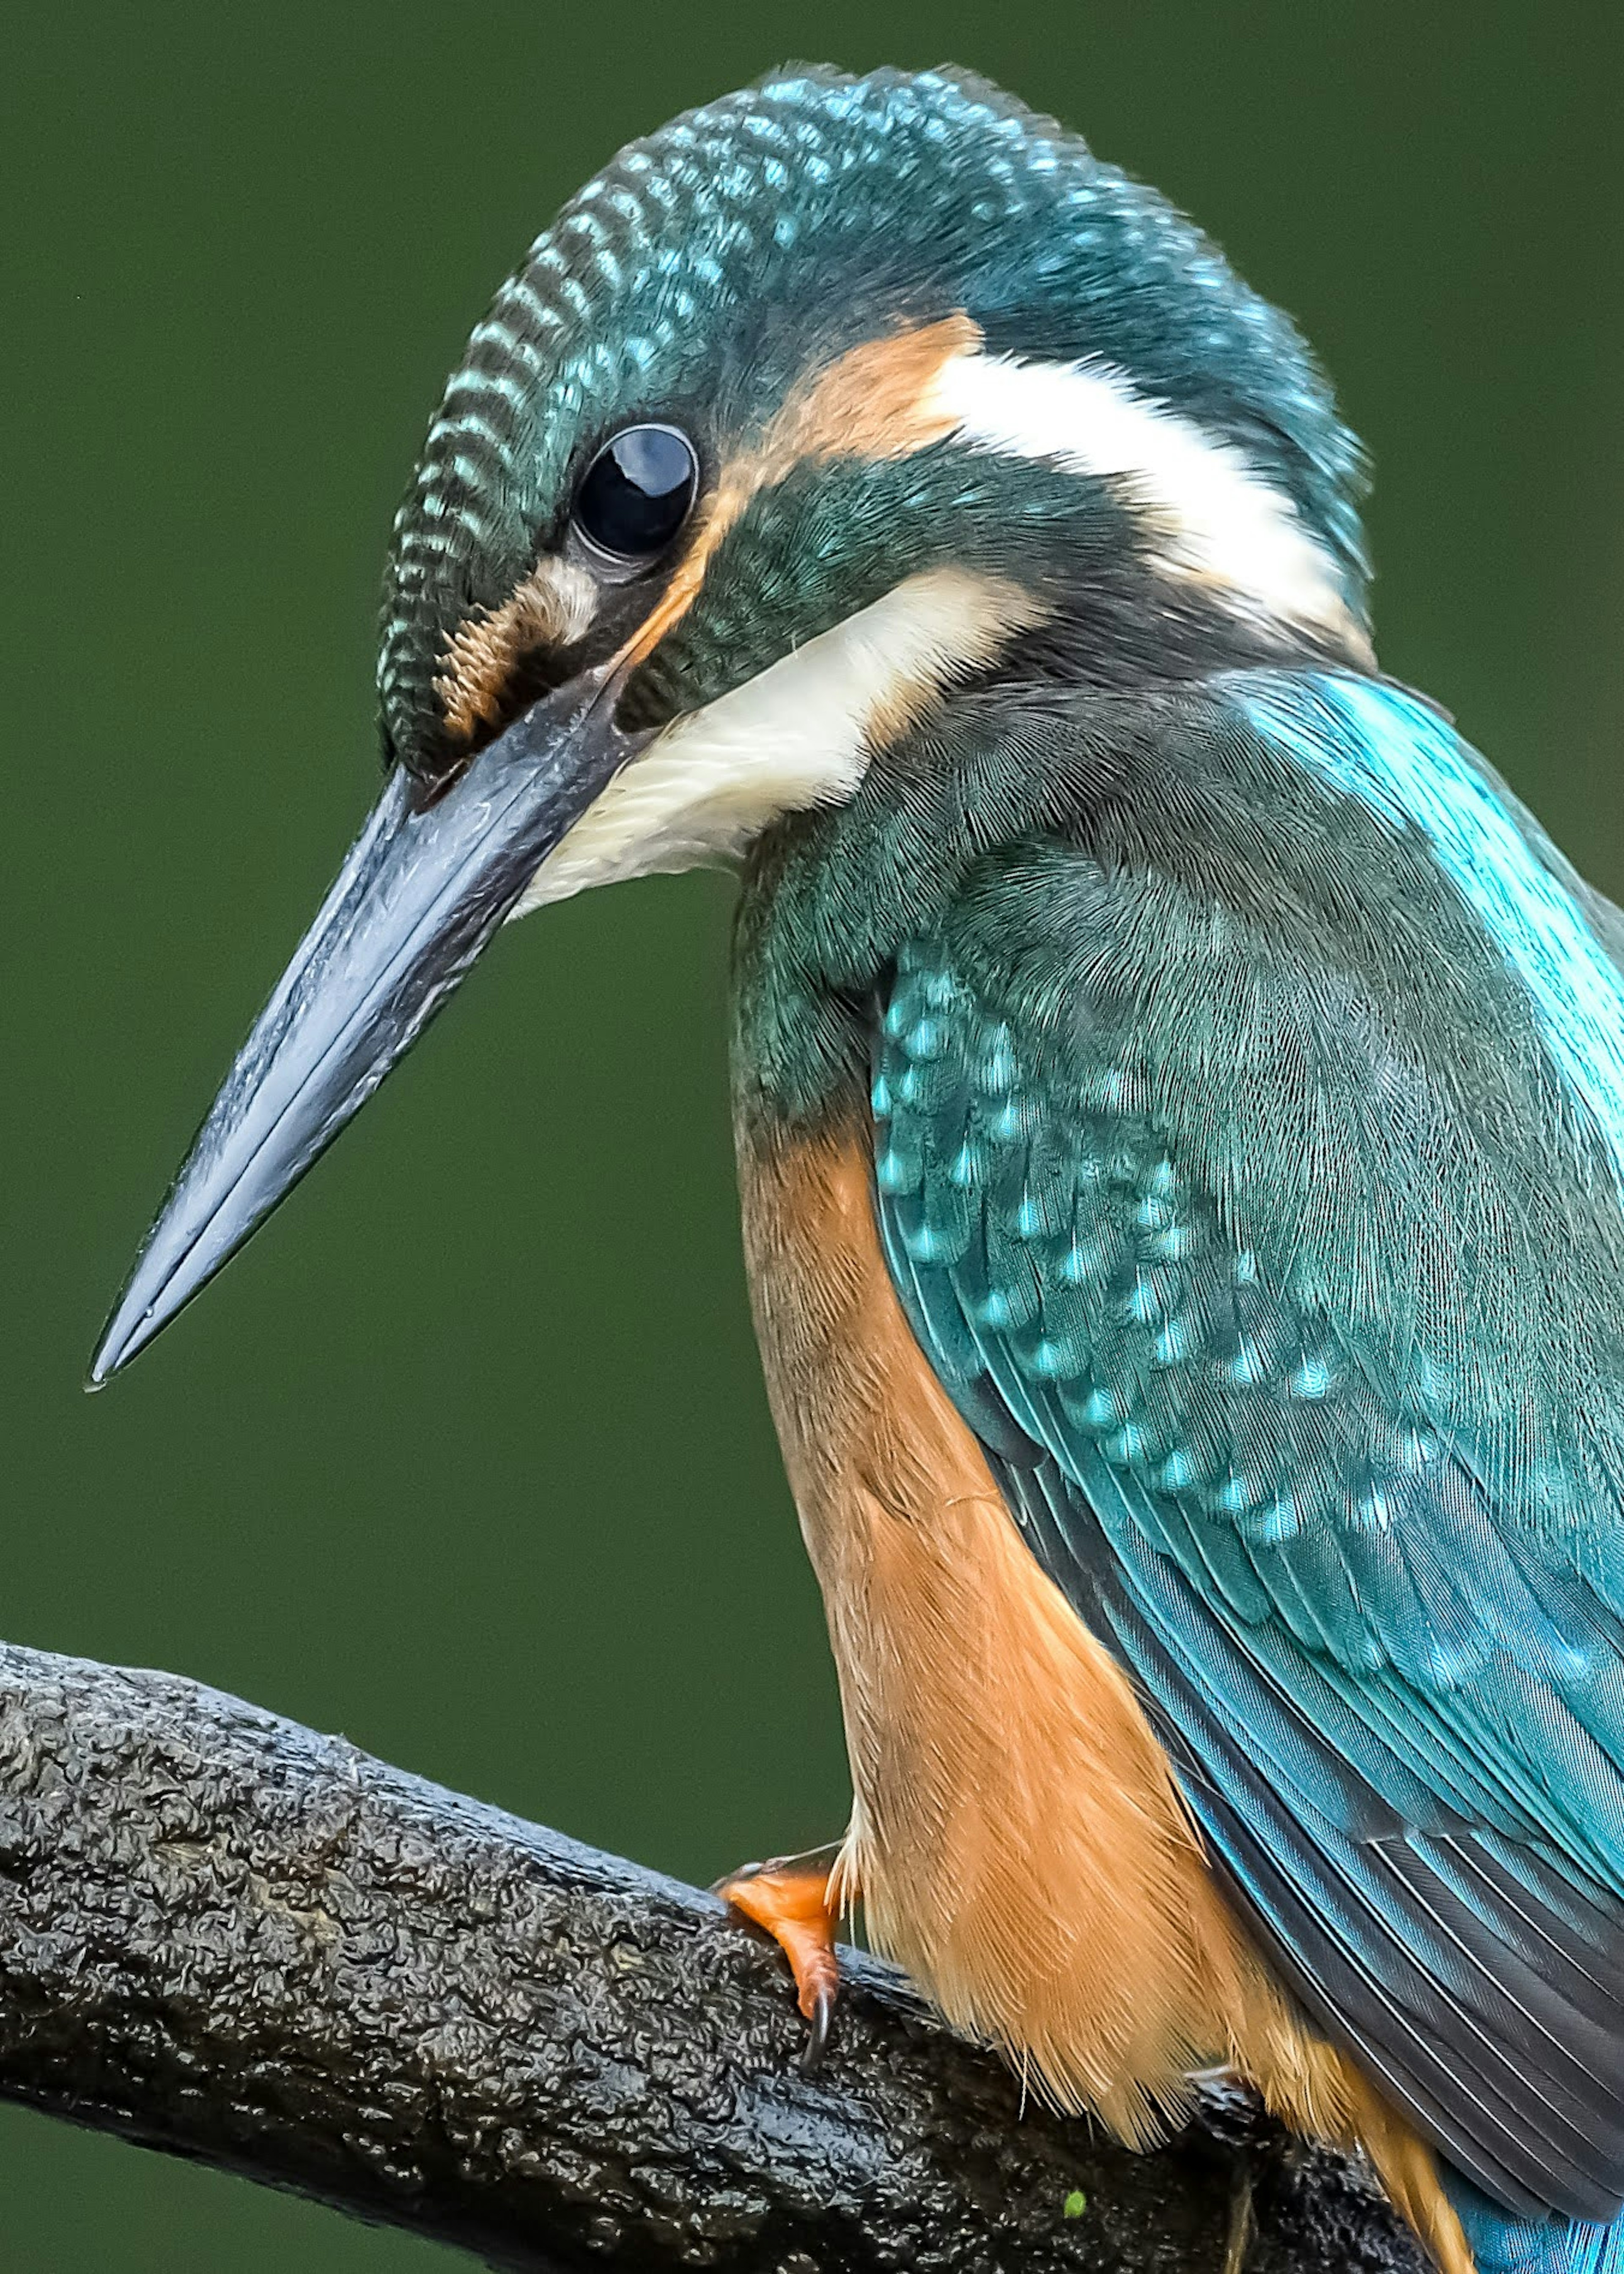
[923,348,1369,661]
[513,566,1041,916]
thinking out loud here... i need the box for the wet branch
[0,1644,1421,2270]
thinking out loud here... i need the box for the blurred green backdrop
[2,1,1620,2264]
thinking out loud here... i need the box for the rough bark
[0,1643,1422,2271]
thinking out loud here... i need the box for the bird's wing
[869,677,1624,2224]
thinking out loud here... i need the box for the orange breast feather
[738,1118,1469,2270]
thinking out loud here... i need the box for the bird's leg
[714,1843,846,2069]
[1222,2165,1255,2274]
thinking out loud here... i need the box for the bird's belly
[738,1117,1303,2132]
[737,1116,1470,2266]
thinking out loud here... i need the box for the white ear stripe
[513,566,1039,914]
[923,348,1368,658]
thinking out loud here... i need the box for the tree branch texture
[0,1644,1423,2271]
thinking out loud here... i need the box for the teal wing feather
[868,673,1624,2225]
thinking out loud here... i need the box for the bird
[88,63,1624,2274]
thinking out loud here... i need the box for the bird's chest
[735,1112,1319,2142]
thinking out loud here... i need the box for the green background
[3,3,1620,2264]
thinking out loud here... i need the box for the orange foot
[715,1850,844,2070]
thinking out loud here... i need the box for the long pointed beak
[90,666,648,1386]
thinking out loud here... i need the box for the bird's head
[92,63,1371,1383]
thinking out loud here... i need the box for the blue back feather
[779,670,1624,2230]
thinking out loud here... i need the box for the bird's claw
[801,1973,837,2073]
[714,1851,843,2069]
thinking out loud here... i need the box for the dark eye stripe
[573,424,698,562]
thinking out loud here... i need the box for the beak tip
[86,1317,136,1391]
[87,1279,171,1391]
[80,680,638,1400]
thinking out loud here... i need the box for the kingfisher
[89,65,1624,2274]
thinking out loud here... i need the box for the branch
[0,1644,1421,2271]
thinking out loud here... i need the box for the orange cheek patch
[766,309,982,466]
[435,556,599,744]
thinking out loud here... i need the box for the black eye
[572,423,698,564]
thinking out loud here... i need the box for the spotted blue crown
[378,63,1369,773]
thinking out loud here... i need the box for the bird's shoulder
[870,665,1624,1487]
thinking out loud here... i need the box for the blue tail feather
[1449,2175,1624,2273]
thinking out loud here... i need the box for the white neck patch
[922,348,1369,661]
[513,566,1041,916]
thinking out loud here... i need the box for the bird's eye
[572,424,699,565]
